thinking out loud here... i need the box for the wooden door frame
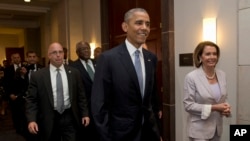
[100,0,175,141]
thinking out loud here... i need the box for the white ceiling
[0,0,61,34]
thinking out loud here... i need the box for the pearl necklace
[206,71,216,80]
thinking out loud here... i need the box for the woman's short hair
[193,41,220,68]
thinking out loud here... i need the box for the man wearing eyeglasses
[26,42,90,141]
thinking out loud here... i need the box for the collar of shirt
[14,64,21,71]
[14,63,21,67]
[80,58,90,64]
[125,39,143,58]
[28,64,37,70]
[80,59,95,72]
[49,64,65,72]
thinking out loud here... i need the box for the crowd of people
[0,7,231,141]
[0,8,164,141]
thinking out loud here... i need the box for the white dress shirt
[14,63,21,71]
[80,59,95,73]
[49,64,70,109]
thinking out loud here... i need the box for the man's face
[76,44,91,60]
[122,11,150,48]
[48,43,64,68]
[94,48,102,59]
[27,53,38,64]
[11,53,21,65]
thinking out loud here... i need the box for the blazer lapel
[142,50,152,97]
[65,66,73,103]
[118,44,141,96]
[76,59,92,82]
[216,69,227,102]
[43,68,54,107]
[197,67,216,102]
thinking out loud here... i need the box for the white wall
[237,0,250,125]
[82,0,101,47]
[174,0,237,141]
[67,0,101,60]
[40,0,102,62]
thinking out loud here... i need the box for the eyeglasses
[49,50,64,55]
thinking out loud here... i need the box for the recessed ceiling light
[24,0,31,2]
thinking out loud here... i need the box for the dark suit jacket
[70,59,96,105]
[26,65,89,141]
[71,59,99,141]
[26,63,44,72]
[25,63,44,83]
[3,64,22,97]
[91,42,160,141]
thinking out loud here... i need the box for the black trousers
[9,97,26,134]
[49,109,76,141]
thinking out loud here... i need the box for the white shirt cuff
[201,105,211,120]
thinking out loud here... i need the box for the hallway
[0,106,26,141]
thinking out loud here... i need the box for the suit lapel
[216,69,227,102]
[197,67,216,101]
[65,66,73,103]
[143,49,152,97]
[118,44,141,96]
[43,68,54,106]
[76,59,92,82]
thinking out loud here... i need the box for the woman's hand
[212,102,231,117]
[212,102,230,112]
[221,104,231,117]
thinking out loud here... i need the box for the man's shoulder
[64,65,80,73]
[5,65,14,70]
[70,59,82,68]
[36,67,48,73]
[102,43,125,56]
[37,64,44,69]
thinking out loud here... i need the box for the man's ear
[122,22,128,32]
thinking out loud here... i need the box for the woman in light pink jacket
[183,41,231,141]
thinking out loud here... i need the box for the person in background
[25,51,44,81]
[91,8,161,141]
[26,42,90,141]
[0,60,9,116]
[11,66,29,137]
[71,41,99,141]
[93,47,102,61]
[3,53,23,132]
[24,51,44,140]
[2,60,9,68]
[0,68,6,116]
[183,41,231,141]
[63,47,74,65]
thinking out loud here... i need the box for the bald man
[26,42,89,141]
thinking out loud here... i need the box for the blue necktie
[56,69,64,114]
[134,50,143,97]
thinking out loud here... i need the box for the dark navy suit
[91,42,160,141]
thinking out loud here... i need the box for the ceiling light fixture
[24,0,31,2]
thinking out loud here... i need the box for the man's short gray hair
[124,8,148,22]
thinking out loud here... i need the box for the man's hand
[82,117,90,127]
[28,121,39,134]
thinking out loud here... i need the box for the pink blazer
[183,67,228,139]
